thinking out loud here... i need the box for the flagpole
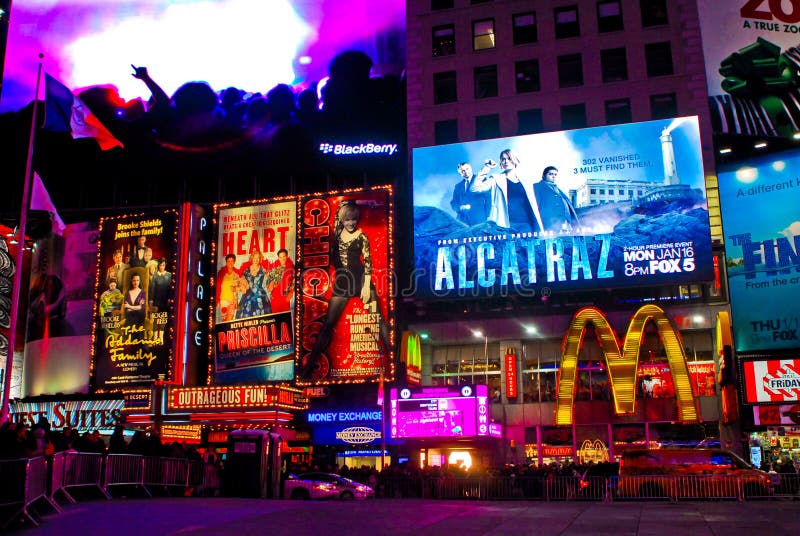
[1,53,43,424]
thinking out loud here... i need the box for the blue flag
[43,73,74,132]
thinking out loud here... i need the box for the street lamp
[366,326,386,471]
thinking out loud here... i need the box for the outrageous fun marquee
[412,116,714,298]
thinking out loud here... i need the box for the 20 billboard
[412,116,714,298]
[718,149,800,352]
[698,2,800,138]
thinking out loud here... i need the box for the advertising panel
[166,385,307,412]
[412,117,713,298]
[306,407,399,446]
[754,404,800,425]
[214,200,297,382]
[743,358,800,404]
[24,222,97,396]
[91,213,177,390]
[717,150,800,352]
[8,396,124,431]
[297,188,394,384]
[389,384,491,439]
[698,2,800,138]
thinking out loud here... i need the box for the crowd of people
[0,419,200,461]
[451,152,580,235]
[25,50,405,206]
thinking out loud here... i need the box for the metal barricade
[26,456,61,514]
[0,458,30,529]
[144,457,198,493]
[63,451,110,499]
[616,475,672,500]
[771,473,800,499]
[104,454,151,497]
[546,476,580,501]
[675,475,739,500]
[49,451,76,504]
[576,476,608,501]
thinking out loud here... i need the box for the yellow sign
[401,331,422,385]
[578,439,609,464]
[554,304,698,425]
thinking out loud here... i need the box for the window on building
[645,41,673,77]
[605,98,632,124]
[590,188,597,194]
[561,103,586,129]
[618,189,625,195]
[517,108,544,134]
[513,12,537,44]
[431,0,454,11]
[640,0,668,27]
[474,65,498,98]
[515,59,540,93]
[433,71,457,104]
[600,47,628,82]
[432,25,456,57]
[473,18,496,50]
[558,53,583,88]
[476,113,501,139]
[555,5,580,38]
[430,344,502,389]
[650,92,677,119]
[599,188,606,195]
[597,1,623,32]
[435,119,458,144]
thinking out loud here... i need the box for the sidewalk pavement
[13,497,800,535]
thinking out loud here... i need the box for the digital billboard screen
[412,116,713,298]
[297,187,394,384]
[1,0,405,113]
[718,150,800,352]
[390,384,490,439]
[213,200,297,383]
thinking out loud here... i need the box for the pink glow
[1,0,405,112]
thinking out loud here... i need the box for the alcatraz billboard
[718,150,800,352]
[412,116,713,298]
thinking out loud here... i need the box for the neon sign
[554,304,698,425]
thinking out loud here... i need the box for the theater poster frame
[91,212,178,391]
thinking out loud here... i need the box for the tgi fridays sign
[743,358,800,404]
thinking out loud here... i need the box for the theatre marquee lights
[554,304,698,426]
[167,384,308,412]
